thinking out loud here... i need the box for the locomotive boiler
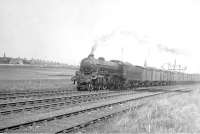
[72,54,200,91]
[73,54,124,91]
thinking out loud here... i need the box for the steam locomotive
[72,54,200,91]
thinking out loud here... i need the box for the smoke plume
[119,30,148,45]
[90,29,185,57]
[157,44,183,55]
[90,29,148,55]
[90,30,116,55]
[90,43,98,55]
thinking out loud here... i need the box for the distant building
[9,58,23,64]
[0,57,10,64]
[0,52,10,64]
[0,52,69,66]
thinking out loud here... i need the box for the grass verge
[81,89,200,133]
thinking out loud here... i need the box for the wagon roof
[144,66,159,71]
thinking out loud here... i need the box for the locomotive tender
[72,54,200,91]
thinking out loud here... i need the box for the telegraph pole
[3,52,6,58]
[144,59,147,67]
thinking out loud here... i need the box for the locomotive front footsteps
[72,54,200,91]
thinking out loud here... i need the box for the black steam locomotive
[72,54,200,91]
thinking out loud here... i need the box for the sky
[0,0,200,73]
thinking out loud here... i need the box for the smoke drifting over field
[90,29,147,55]
[90,30,117,55]
[119,30,148,45]
[157,44,184,55]
[89,29,193,72]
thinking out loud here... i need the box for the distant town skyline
[1,52,66,63]
[0,52,71,65]
[1,0,200,73]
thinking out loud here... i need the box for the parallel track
[0,89,78,100]
[56,90,191,134]
[0,90,135,116]
[0,84,192,100]
[0,86,190,116]
[0,88,191,133]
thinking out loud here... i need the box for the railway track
[0,85,188,100]
[0,88,191,133]
[0,89,78,100]
[0,90,135,116]
[0,86,190,117]
[44,89,192,134]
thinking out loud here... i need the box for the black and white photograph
[0,0,200,133]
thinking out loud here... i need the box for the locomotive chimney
[88,53,94,59]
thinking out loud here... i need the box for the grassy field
[0,65,77,91]
[83,88,200,133]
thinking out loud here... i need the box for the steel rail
[0,89,78,100]
[57,92,180,134]
[0,91,135,116]
[0,90,113,108]
[0,86,190,116]
[0,84,191,100]
[0,89,189,133]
